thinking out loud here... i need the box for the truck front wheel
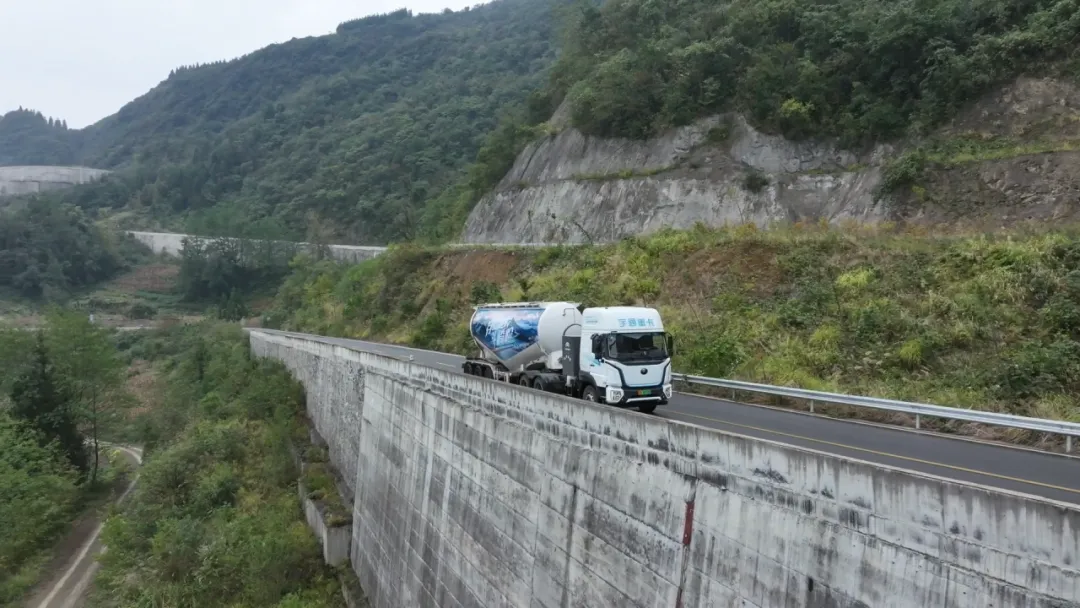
[639,404,657,414]
[582,386,599,402]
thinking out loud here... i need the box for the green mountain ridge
[3,0,1080,249]
[0,109,77,166]
[1,1,558,243]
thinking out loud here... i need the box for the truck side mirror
[591,334,604,358]
[666,334,675,356]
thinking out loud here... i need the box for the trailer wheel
[519,375,530,387]
[532,377,545,392]
[582,386,599,402]
[639,404,657,414]
[482,366,494,379]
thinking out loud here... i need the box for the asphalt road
[27,445,143,608]
[258,329,1080,505]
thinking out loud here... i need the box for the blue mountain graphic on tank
[471,307,543,359]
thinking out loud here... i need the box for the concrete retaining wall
[126,231,386,264]
[0,165,110,197]
[250,330,1080,608]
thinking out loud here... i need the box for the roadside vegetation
[0,311,135,603]
[264,223,1080,445]
[90,323,344,607]
[176,237,302,321]
[0,199,148,301]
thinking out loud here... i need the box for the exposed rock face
[464,112,889,244]
[464,77,1080,244]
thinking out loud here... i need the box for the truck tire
[532,377,545,392]
[582,386,599,403]
[519,375,530,387]
[639,404,657,414]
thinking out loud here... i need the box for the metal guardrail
[245,327,1080,453]
[673,373,1080,453]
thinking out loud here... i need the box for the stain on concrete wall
[250,330,1080,608]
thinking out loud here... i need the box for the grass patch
[301,462,352,527]
[881,135,1080,194]
[570,165,676,182]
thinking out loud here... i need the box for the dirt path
[22,445,143,608]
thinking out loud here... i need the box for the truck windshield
[605,332,668,363]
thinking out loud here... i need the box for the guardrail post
[1067,435,1073,454]
[915,414,921,430]
[809,400,815,414]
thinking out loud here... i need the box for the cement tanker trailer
[462,302,675,413]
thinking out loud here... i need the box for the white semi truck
[462,302,674,412]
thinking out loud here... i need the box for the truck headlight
[606,387,624,403]
[663,384,673,399]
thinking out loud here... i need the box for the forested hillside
[0,201,144,300]
[5,0,1080,247]
[0,109,77,166]
[5,0,558,244]
[547,0,1080,142]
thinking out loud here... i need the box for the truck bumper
[606,384,672,406]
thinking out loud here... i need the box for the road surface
[257,329,1080,505]
[26,445,143,608]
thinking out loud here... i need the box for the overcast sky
[0,0,478,129]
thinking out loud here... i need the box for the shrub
[90,324,341,607]
[742,171,769,193]
[128,303,158,319]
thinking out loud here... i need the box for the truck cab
[579,306,674,411]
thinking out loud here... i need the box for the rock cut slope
[464,78,1080,244]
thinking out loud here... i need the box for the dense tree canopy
[0,410,80,600]
[0,109,77,165]
[5,0,559,245]
[548,0,1080,142]
[0,201,138,299]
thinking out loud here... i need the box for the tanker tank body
[463,302,582,389]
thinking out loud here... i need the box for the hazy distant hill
[1,0,558,243]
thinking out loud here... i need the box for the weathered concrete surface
[250,330,1080,608]
[126,231,386,265]
[0,165,110,197]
